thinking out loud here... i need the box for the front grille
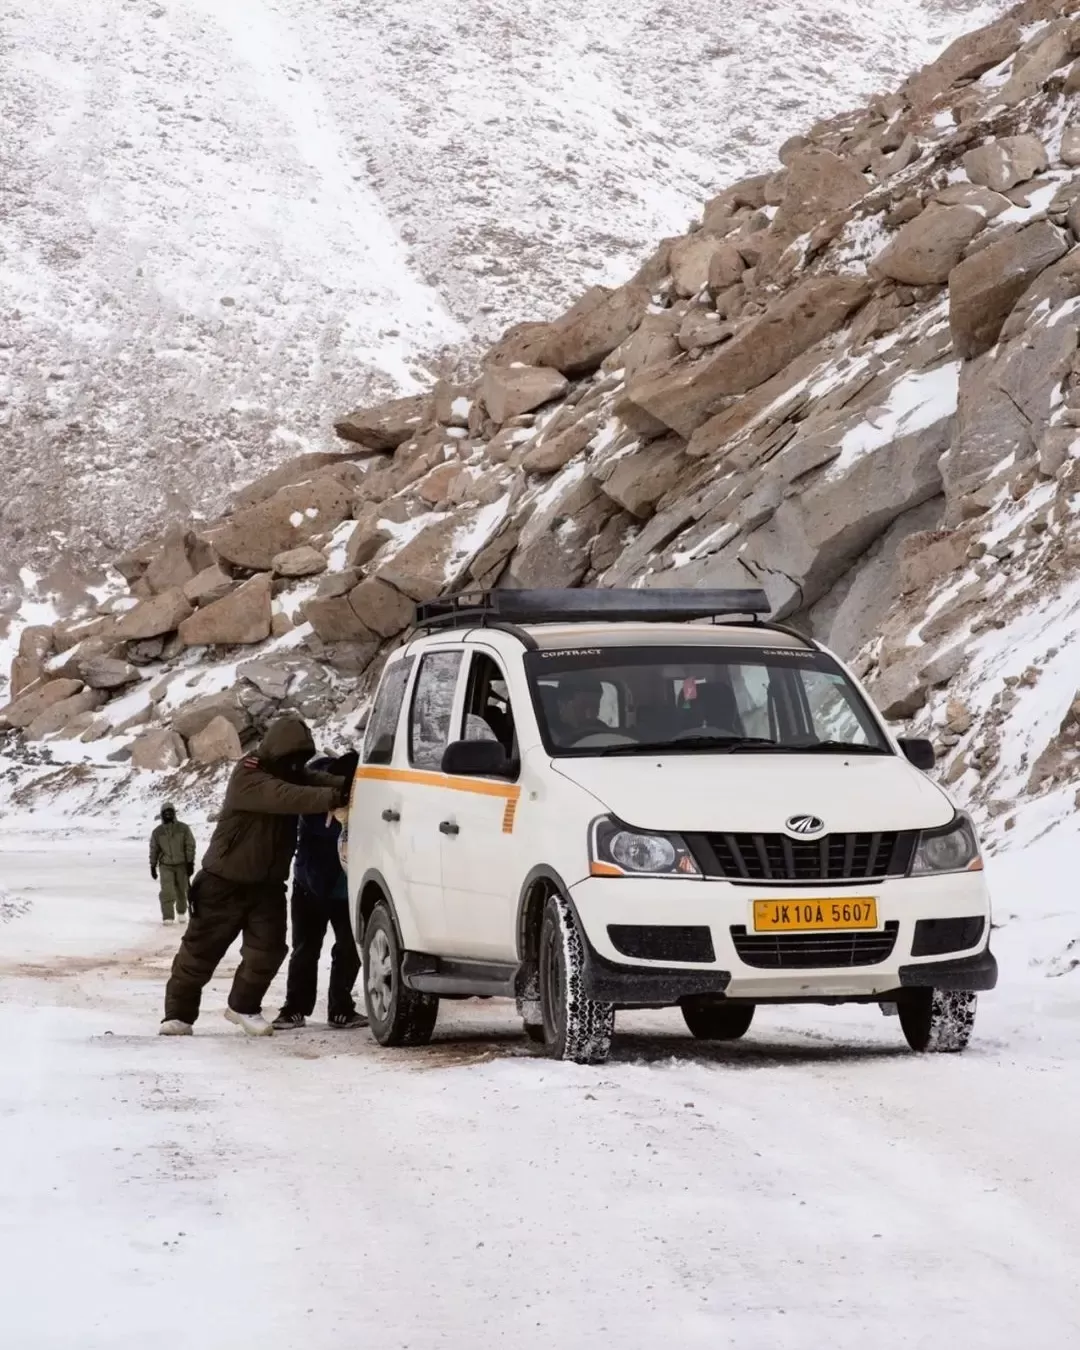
[911,916,985,957]
[731,921,899,969]
[692,831,915,883]
[608,924,715,964]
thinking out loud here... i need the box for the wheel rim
[367,929,394,1022]
[540,916,564,1044]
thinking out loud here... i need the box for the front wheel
[363,902,439,1047]
[681,1000,755,1041]
[538,893,614,1064]
[898,989,977,1053]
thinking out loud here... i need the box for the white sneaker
[224,1008,274,1037]
[159,1019,193,1036]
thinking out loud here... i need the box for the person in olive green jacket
[160,715,350,1038]
[149,804,196,923]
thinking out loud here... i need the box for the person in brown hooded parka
[160,715,350,1037]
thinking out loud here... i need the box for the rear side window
[363,657,414,764]
[409,651,463,770]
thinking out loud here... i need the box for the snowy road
[3,831,1080,1349]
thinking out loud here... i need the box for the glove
[186,863,195,879]
[150,867,157,881]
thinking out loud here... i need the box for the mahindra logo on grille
[786,814,825,838]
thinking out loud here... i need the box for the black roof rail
[413,587,771,634]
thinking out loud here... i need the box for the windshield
[524,645,891,757]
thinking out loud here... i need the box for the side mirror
[899,738,935,771]
[441,739,514,779]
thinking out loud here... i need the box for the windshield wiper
[582,735,795,756]
[798,740,890,755]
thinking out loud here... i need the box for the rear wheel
[681,1000,755,1041]
[898,989,977,1053]
[538,893,614,1064]
[363,902,439,1047]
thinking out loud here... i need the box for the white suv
[346,589,995,1064]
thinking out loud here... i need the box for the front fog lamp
[590,819,701,877]
[911,814,982,876]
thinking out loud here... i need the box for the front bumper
[569,871,995,1007]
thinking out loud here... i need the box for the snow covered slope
[0,0,1006,576]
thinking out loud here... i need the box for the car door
[438,647,523,961]
[400,647,467,952]
[350,654,415,940]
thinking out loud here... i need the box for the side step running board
[401,952,520,999]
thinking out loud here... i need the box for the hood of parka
[255,715,316,765]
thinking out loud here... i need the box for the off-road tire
[363,902,439,1047]
[681,1000,755,1041]
[538,893,614,1064]
[898,989,977,1053]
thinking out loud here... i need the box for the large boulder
[25,689,107,741]
[962,135,1049,193]
[143,525,215,596]
[111,589,194,641]
[178,574,273,648]
[771,149,869,236]
[537,284,651,376]
[189,715,243,765]
[10,626,54,698]
[596,436,687,519]
[870,205,985,285]
[347,578,415,638]
[334,393,433,450]
[0,677,84,730]
[997,18,1076,104]
[904,16,1021,108]
[233,452,365,510]
[520,413,601,475]
[948,221,1069,359]
[183,564,237,608]
[480,365,569,424]
[942,311,1077,508]
[668,234,732,298]
[301,593,379,643]
[376,501,510,602]
[606,312,682,380]
[79,656,141,690]
[131,729,188,771]
[170,690,250,741]
[272,545,328,578]
[624,276,871,437]
[210,477,353,572]
[670,413,953,615]
[508,474,617,588]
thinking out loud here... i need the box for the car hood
[550,753,954,834]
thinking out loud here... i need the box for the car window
[799,668,874,745]
[362,657,414,764]
[409,651,463,770]
[524,646,889,756]
[461,652,518,760]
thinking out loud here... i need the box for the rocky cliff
[4,0,1080,831]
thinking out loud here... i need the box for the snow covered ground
[0,0,1009,578]
[3,813,1079,1349]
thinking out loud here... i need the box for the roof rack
[413,587,772,632]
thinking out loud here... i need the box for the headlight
[590,818,701,878]
[911,814,982,876]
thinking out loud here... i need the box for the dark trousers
[280,882,360,1019]
[163,872,287,1024]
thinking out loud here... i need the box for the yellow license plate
[752,898,878,932]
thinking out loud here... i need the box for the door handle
[439,820,459,836]
[381,808,400,823]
